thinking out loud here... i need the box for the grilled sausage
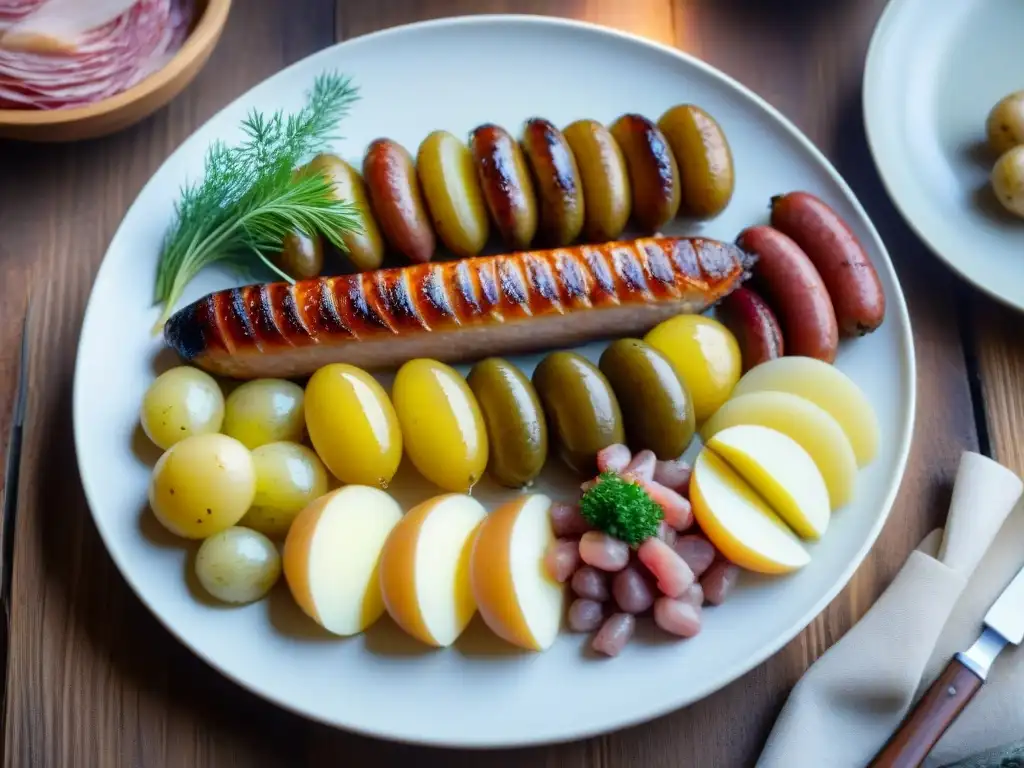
[769,191,885,336]
[163,237,753,380]
[736,225,838,363]
[363,138,436,264]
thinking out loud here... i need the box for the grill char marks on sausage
[163,236,754,379]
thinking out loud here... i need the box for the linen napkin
[756,451,1024,768]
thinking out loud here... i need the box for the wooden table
[2,0,1021,765]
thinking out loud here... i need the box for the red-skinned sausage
[736,225,839,364]
[770,191,885,337]
[717,286,784,372]
[363,138,436,264]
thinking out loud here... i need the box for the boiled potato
[222,379,305,449]
[305,364,402,487]
[987,91,1024,156]
[700,391,857,510]
[148,434,256,539]
[417,130,490,257]
[644,315,741,423]
[731,356,879,466]
[240,442,330,539]
[470,494,564,651]
[195,526,282,604]
[991,145,1024,219]
[284,486,403,636]
[140,366,224,450]
[690,447,810,574]
[379,494,487,647]
[392,359,489,492]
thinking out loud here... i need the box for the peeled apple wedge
[706,425,830,539]
[700,391,857,510]
[379,494,487,647]
[470,494,565,651]
[283,486,403,636]
[690,448,811,574]
[731,356,879,466]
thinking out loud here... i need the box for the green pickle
[467,358,548,488]
[598,338,695,459]
[532,351,625,475]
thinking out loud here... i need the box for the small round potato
[991,145,1024,219]
[195,527,282,604]
[240,442,330,539]
[140,366,224,450]
[987,91,1024,156]
[148,434,256,539]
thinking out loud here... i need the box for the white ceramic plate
[74,15,915,748]
[865,0,1024,310]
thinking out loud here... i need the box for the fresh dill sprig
[153,72,362,329]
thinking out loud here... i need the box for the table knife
[0,307,30,726]
[871,557,1024,767]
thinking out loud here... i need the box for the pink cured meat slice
[0,0,193,110]
[0,0,44,28]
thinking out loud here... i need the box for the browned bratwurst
[717,286,784,372]
[363,139,436,264]
[770,191,885,337]
[164,237,753,380]
[736,225,839,364]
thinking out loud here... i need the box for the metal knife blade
[956,562,1024,682]
[982,563,1024,645]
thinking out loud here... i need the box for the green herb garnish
[579,472,663,546]
[153,72,362,329]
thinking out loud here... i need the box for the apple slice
[690,447,810,574]
[731,356,879,467]
[379,494,487,647]
[707,425,830,539]
[700,391,857,509]
[471,494,565,651]
[283,486,403,636]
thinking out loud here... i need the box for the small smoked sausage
[470,124,539,249]
[717,287,784,372]
[770,191,885,337]
[736,225,839,364]
[363,139,436,264]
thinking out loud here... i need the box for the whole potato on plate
[987,91,1024,156]
[991,145,1024,218]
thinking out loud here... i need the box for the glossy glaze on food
[163,236,753,379]
[469,123,538,249]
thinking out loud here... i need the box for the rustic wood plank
[337,0,675,45]
[0,3,336,767]
[973,297,1024,474]
[0,0,982,766]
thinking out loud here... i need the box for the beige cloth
[757,452,1024,768]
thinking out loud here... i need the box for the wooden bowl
[0,0,231,142]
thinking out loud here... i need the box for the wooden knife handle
[870,657,983,768]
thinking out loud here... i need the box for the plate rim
[863,0,1023,312]
[73,12,917,748]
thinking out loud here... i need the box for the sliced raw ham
[1,0,140,52]
[0,0,45,31]
[0,0,194,110]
